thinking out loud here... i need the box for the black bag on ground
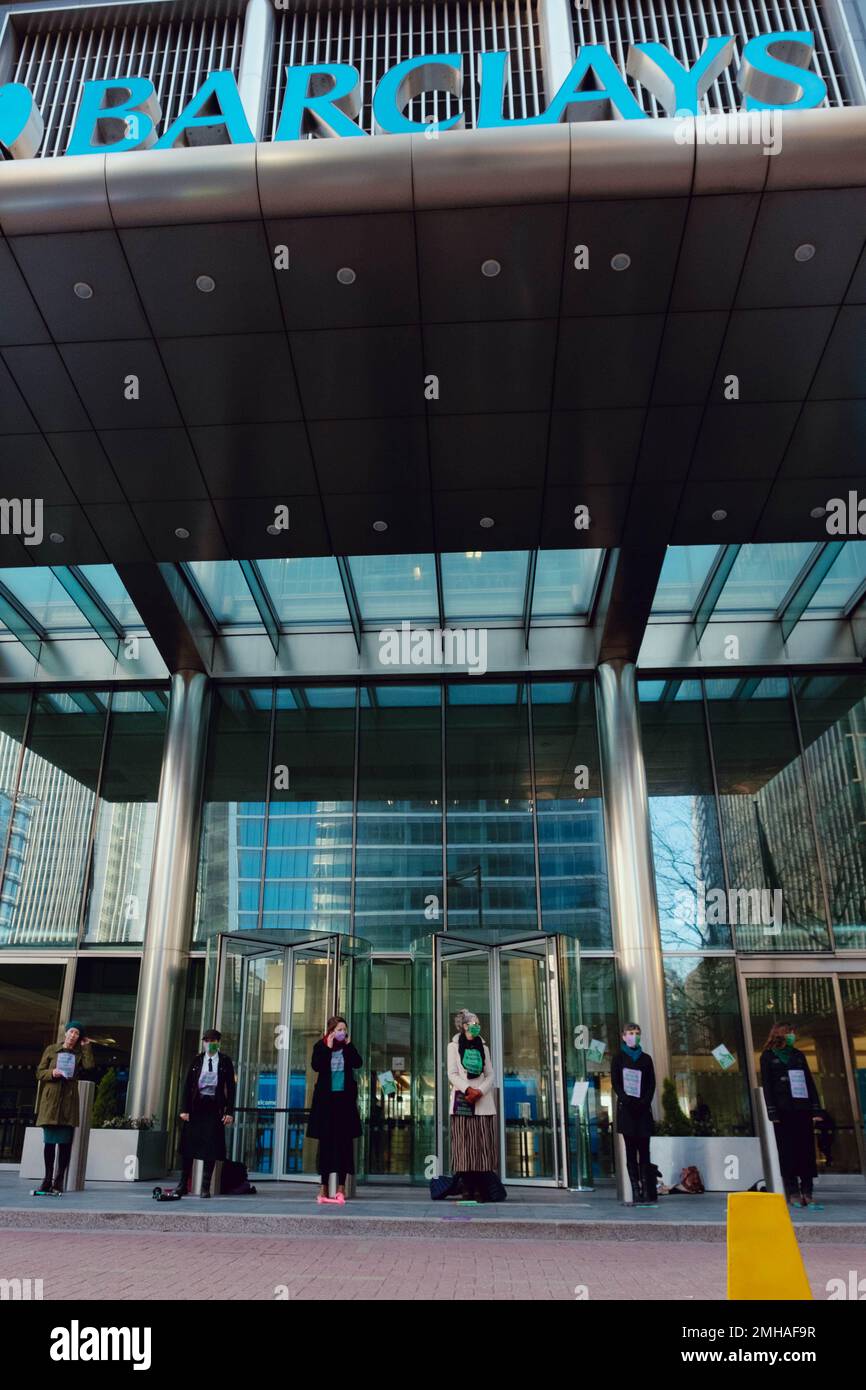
[219,1159,257,1195]
[430,1173,458,1200]
[480,1172,507,1202]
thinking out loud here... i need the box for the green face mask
[206,1042,219,1055]
[785,1033,795,1046]
[467,1024,481,1038]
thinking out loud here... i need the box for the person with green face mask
[447,1008,499,1202]
[760,1021,822,1208]
[175,1028,236,1198]
[611,1022,657,1206]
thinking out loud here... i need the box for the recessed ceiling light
[810,505,827,519]
[610,253,631,272]
[372,519,388,532]
[73,282,93,300]
[174,527,190,540]
[49,531,64,543]
[481,259,501,278]
[195,275,216,293]
[480,516,495,529]
[711,508,727,522]
[794,243,816,263]
[337,267,357,285]
[266,523,280,536]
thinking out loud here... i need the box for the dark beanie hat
[65,1020,84,1034]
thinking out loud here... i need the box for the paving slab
[1,1172,863,1242]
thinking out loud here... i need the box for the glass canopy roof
[651,542,866,622]
[0,543,861,665]
[183,548,606,634]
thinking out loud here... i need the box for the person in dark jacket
[611,1021,657,1206]
[34,1021,95,1193]
[307,1015,362,1204]
[760,1020,822,1208]
[174,1028,236,1198]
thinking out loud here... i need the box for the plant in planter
[91,1067,121,1128]
[102,1115,157,1131]
[656,1077,694,1136]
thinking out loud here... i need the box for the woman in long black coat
[611,1021,657,1206]
[307,1014,362,1204]
[761,1020,822,1208]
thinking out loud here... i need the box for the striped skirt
[450,1114,499,1173]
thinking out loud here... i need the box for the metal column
[126,671,209,1131]
[596,660,671,1095]
[237,0,275,139]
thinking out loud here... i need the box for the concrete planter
[20,1126,168,1182]
[651,1136,764,1191]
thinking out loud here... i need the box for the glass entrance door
[499,942,558,1181]
[744,973,866,1176]
[211,930,370,1180]
[429,931,571,1186]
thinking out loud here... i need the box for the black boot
[641,1162,658,1205]
[40,1143,56,1194]
[53,1143,72,1193]
[627,1164,643,1205]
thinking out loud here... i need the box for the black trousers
[624,1135,651,1170]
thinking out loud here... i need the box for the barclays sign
[0,31,829,159]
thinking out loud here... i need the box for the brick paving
[1,1229,864,1300]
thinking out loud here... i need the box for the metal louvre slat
[10,3,246,157]
[265,0,545,136]
[570,0,850,114]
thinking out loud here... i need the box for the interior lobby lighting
[711,509,728,521]
[174,527,190,540]
[480,517,495,529]
[372,520,388,532]
[73,282,93,299]
[337,267,357,284]
[610,253,631,271]
[481,259,501,277]
[195,274,216,292]
[794,243,817,262]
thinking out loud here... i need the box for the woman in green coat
[34,1021,95,1193]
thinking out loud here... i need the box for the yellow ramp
[727,1193,812,1300]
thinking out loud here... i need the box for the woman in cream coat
[447,1008,498,1201]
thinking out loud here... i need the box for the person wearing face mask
[447,1008,498,1202]
[308,1015,363,1204]
[34,1021,95,1194]
[760,1021,822,1209]
[174,1029,236,1198]
[611,1022,657,1207]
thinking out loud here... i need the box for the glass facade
[0,662,864,1173]
[0,689,167,948]
[640,675,866,955]
[194,680,610,950]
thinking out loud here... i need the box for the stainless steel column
[127,671,209,1129]
[238,0,275,139]
[596,660,671,1091]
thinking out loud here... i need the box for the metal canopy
[0,113,863,579]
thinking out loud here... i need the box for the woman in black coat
[760,1020,822,1208]
[611,1021,657,1206]
[307,1014,362,1204]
